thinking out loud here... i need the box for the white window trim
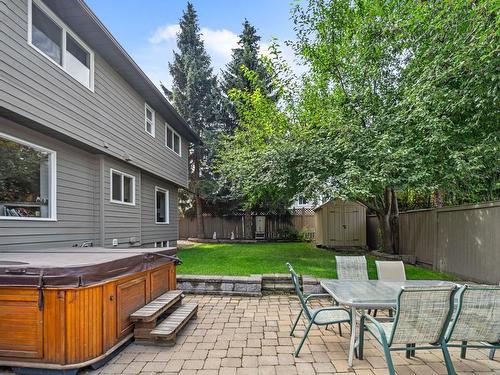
[154,240,170,248]
[144,103,156,137]
[0,132,57,221]
[165,123,182,157]
[110,169,136,206]
[154,186,169,224]
[27,0,95,91]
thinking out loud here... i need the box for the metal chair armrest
[304,293,331,303]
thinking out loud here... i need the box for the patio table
[320,280,458,367]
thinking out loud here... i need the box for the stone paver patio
[72,295,499,374]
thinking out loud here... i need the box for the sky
[85,0,303,89]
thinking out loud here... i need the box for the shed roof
[42,0,200,144]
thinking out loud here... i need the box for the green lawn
[177,242,458,280]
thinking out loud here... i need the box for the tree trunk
[390,188,400,254]
[376,187,397,254]
[244,211,253,239]
[193,146,205,238]
[195,194,204,238]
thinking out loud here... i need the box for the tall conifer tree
[163,2,219,237]
[220,20,271,133]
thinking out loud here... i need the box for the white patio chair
[375,260,406,281]
[445,284,500,360]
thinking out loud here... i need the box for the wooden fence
[179,208,315,241]
[367,201,500,283]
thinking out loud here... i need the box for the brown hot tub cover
[0,247,179,288]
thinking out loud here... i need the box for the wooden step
[131,290,183,323]
[148,303,198,345]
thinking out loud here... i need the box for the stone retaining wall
[177,274,323,296]
[177,275,262,296]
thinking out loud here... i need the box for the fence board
[179,209,315,240]
[367,201,500,283]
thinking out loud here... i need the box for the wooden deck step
[131,290,183,323]
[149,303,198,345]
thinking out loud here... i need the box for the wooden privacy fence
[179,208,315,241]
[367,201,500,283]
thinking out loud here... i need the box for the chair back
[446,285,500,344]
[390,286,457,346]
[336,256,368,280]
[286,263,312,320]
[375,261,406,281]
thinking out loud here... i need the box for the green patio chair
[287,262,351,357]
[445,284,500,360]
[359,285,458,375]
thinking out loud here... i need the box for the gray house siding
[0,117,99,249]
[0,0,189,188]
[140,173,179,247]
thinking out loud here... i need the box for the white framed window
[298,197,308,205]
[154,240,170,248]
[27,0,94,91]
[0,132,57,221]
[110,169,135,205]
[165,123,181,156]
[145,103,155,137]
[155,187,169,224]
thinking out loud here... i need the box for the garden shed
[314,199,367,248]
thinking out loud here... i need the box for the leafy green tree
[163,2,220,237]
[220,20,273,133]
[217,0,499,252]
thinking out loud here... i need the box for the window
[145,104,155,137]
[154,240,170,248]
[0,133,57,220]
[66,34,91,87]
[165,124,181,156]
[298,197,308,205]
[110,169,135,205]
[28,0,94,90]
[31,2,62,65]
[155,187,169,224]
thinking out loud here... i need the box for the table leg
[348,306,356,367]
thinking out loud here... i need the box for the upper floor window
[298,197,308,205]
[110,169,135,205]
[145,103,155,137]
[28,0,94,90]
[165,124,181,156]
[0,132,57,220]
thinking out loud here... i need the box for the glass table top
[320,280,458,308]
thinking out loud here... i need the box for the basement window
[110,169,135,205]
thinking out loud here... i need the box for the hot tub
[0,247,179,374]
